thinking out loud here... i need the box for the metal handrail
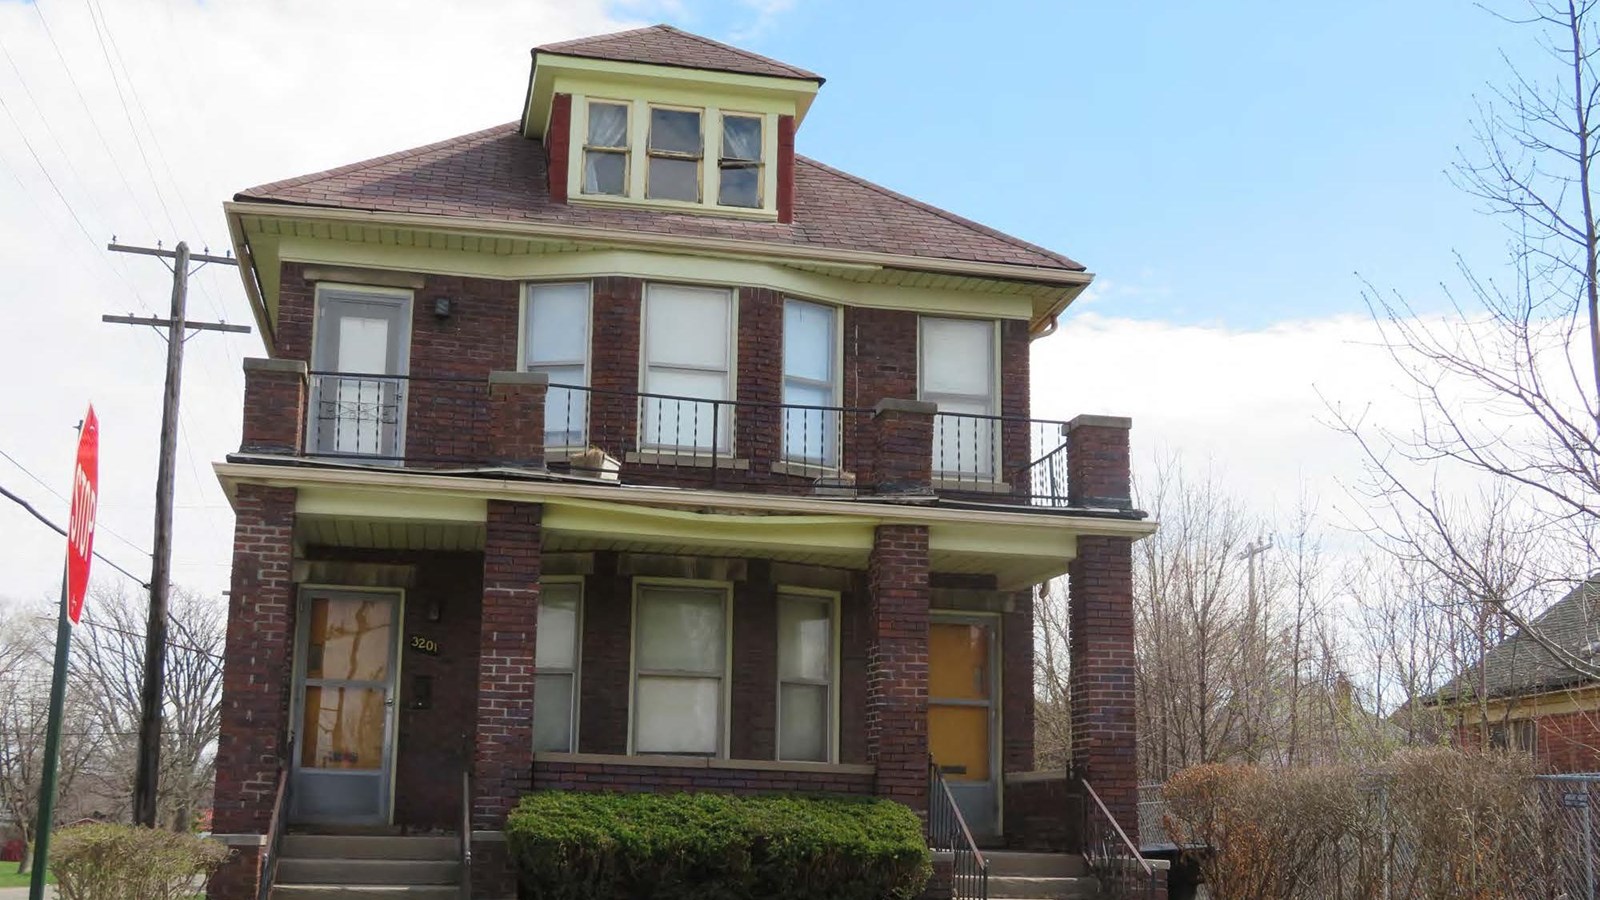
[459,767,472,900]
[1081,777,1160,899]
[928,760,988,900]
[255,740,293,900]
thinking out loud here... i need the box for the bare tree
[70,584,225,831]
[1332,0,1600,677]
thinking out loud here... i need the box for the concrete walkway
[0,887,55,899]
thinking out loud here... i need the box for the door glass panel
[930,705,991,782]
[337,317,390,374]
[306,597,394,681]
[930,623,991,701]
[300,686,387,771]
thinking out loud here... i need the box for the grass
[0,868,54,887]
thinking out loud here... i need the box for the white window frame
[532,577,583,754]
[775,587,841,764]
[917,316,1001,480]
[639,283,737,454]
[581,99,631,196]
[717,110,765,209]
[780,298,841,469]
[646,103,704,203]
[308,283,414,463]
[520,281,593,451]
[627,578,734,757]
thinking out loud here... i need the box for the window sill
[568,193,779,222]
[933,477,1013,495]
[535,751,874,776]
[627,451,750,470]
[769,460,851,480]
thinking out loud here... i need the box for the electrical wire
[0,482,150,588]
[0,447,152,563]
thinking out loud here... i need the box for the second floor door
[310,289,412,460]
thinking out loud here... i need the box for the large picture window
[777,591,835,762]
[781,299,838,466]
[632,582,729,755]
[523,282,591,448]
[641,284,733,452]
[533,581,582,753]
[919,317,998,478]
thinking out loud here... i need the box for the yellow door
[929,620,993,782]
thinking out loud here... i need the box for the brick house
[1425,577,1600,773]
[207,24,1158,899]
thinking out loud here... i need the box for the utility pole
[105,240,249,828]
[1235,535,1273,761]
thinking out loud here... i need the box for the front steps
[270,834,461,900]
[979,851,1098,900]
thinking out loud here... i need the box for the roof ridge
[236,123,518,199]
[795,155,1083,271]
[652,24,816,80]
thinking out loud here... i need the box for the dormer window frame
[717,110,765,209]
[581,98,631,197]
[646,103,705,203]
[564,91,781,220]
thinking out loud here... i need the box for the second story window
[641,284,733,453]
[919,317,998,479]
[718,114,763,208]
[647,106,702,202]
[781,298,838,466]
[583,101,629,196]
[523,282,591,448]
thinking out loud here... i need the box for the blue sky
[671,1,1531,328]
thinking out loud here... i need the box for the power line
[0,447,152,563]
[0,482,150,588]
[83,0,178,237]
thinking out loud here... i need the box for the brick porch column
[1065,415,1138,844]
[870,399,936,497]
[487,371,547,468]
[240,358,307,455]
[208,484,297,900]
[867,524,931,814]
[472,500,540,899]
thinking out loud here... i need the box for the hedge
[50,823,230,900]
[505,791,931,900]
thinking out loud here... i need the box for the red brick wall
[207,843,260,900]
[840,574,871,765]
[532,759,875,795]
[1003,776,1077,852]
[737,287,784,469]
[1068,536,1137,843]
[547,93,572,204]
[578,552,630,756]
[1455,709,1600,773]
[731,560,779,760]
[240,359,305,454]
[1000,318,1032,491]
[213,484,297,836]
[474,500,542,828]
[586,276,643,458]
[777,115,796,224]
[1001,592,1035,774]
[867,525,931,813]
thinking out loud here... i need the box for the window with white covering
[777,591,835,762]
[631,582,729,756]
[781,298,838,466]
[919,317,998,478]
[640,283,734,452]
[718,113,763,208]
[523,282,591,448]
[533,580,582,753]
[583,101,629,196]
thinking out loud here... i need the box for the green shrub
[505,791,931,900]
[50,823,230,900]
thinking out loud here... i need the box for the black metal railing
[928,760,988,900]
[293,374,1086,507]
[255,739,293,900]
[459,766,472,900]
[1081,778,1161,900]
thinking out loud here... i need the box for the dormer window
[647,106,703,202]
[583,101,629,196]
[719,114,763,208]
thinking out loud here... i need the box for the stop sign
[66,406,99,625]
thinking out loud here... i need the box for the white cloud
[729,0,798,41]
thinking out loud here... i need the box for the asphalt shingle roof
[536,24,823,82]
[234,123,1084,274]
[1433,578,1600,703]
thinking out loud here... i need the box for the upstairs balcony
[237,359,1133,516]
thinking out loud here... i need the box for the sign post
[29,407,98,900]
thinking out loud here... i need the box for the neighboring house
[1423,577,1600,773]
[207,25,1157,899]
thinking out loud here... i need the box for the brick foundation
[206,842,258,900]
[532,755,876,795]
[867,524,931,813]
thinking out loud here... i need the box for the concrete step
[270,888,458,900]
[281,835,458,860]
[277,859,460,886]
[986,874,1100,900]
[983,851,1089,878]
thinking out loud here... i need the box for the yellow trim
[1450,684,1600,725]
[274,239,1039,322]
[543,500,877,560]
[627,577,737,758]
[296,487,485,523]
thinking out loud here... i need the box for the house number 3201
[410,635,439,656]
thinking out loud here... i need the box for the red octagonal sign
[66,406,99,625]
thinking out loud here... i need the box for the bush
[505,791,931,900]
[50,823,230,900]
